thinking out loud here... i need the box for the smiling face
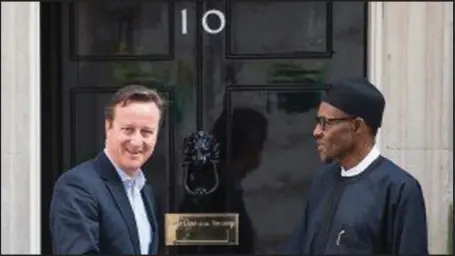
[313,102,357,164]
[105,101,161,175]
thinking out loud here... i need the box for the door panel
[224,86,325,253]
[200,2,365,252]
[226,1,331,58]
[41,0,367,254]
[70,1,174,60]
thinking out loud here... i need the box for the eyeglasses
[315,116,356,131]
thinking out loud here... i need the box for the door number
[181,9,226,35]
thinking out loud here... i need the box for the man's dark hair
[104,84,166,122]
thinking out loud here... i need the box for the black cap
[321,78,386,130]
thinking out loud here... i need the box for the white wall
[1,2,41,254]
[370,2,453,254]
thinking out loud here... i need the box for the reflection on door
[42,1,367,254]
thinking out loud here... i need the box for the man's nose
[129,132,143,147]
[313,123,323,138]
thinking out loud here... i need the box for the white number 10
[181,9,226,35]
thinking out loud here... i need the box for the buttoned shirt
[104,149,152,254]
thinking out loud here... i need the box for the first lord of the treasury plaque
[165,213,239,246]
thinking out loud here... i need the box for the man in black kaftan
[284,78,428,254]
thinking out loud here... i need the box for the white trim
[367,2,384,150]
[28,2,41,254]
[340,145,380,177]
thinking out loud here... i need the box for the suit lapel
[95,152,141,255]
[141,185,159,254]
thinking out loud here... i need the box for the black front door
[41,1,367,254]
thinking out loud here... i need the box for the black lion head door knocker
[182,130,220,197]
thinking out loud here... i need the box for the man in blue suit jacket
[50,85,166,254]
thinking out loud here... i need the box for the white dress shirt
[104,149,152,254]
[340,145,380,177]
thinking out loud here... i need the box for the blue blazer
[50,152,160,255]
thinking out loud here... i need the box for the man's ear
[105,119,112,133]
[353,118,363,134]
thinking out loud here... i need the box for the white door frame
[367,2,384,149]
[1,1,41,254]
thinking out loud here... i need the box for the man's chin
[320,156,334,164]
[120,160,143,172]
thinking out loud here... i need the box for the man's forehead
[110,104,161,125]
[112,119,159,129]
[116,100,158,109]
[317,101,346,116]
[114,101,161,115]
